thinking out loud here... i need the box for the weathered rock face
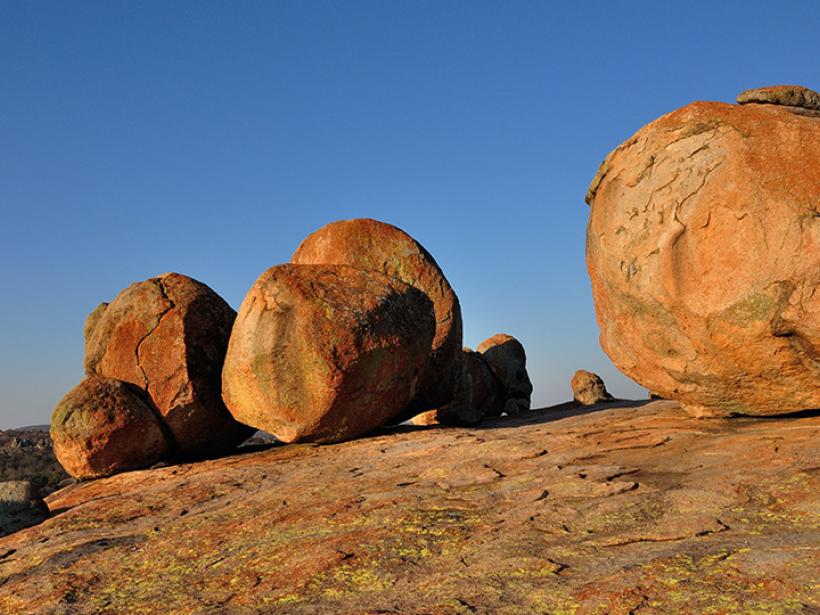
[84,272,252,454]
[2,400,817,613]
[0,481,48,537]
[50,376,170,479]
[292,219,463,411]
[571,369,613,405]
[476,333,533,411]
[411,350,503,426]
[586,86,820,417]
[222,263,436,443]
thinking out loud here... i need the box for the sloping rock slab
[0,400,817,614]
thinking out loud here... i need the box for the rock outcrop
[222,263,436,443]
[50,376,170,479]
[292,219,463,412]
[84,272,251,454]
[411,349,503,426]
[586,85,820,417]
[477,333,533,413]
[737,84,820,114]
[2,400,817,613]
[0,481,48,537]
[571,369,613,405]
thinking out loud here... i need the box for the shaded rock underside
[0,400,817,614]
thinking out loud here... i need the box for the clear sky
[1,2,818,428]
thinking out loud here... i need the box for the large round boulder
[586,85,820,417]
[411,349,503,426]
[292,219,463,412]
[221,263,436,443]
[84,272,252,454]
[51,376,170,479]
[476,333,533,409]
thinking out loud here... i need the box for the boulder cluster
[51,219,533,479]
[586,85,820,417]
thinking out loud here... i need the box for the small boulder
[51,376,171,479]
[222,263,436,443]
[411,350,503,426]
[737,85,820,112]
[84,272,252,455]
[476,334,533,408]
[0,481,49,537]
[571,370,614,405]
[292,219,463,412]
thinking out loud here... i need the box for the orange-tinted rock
[222,263,436,443]
[571,369,613,405]
[4,400,818,612]
[84,273,252,454]
[411,350,503,426]
[50,376,170,479]
[476,334,533,406]
[586,89,820,417]
[292,219,463,411]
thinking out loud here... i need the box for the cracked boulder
[84,272,252,454]
[292,218,463,414]
[0,481,49,537]
[586,86,820,417]
[50,376,170,479]
[571,370,614,405]
[411,349,504,426]
[477,333,533,413]
[222,263,436,443]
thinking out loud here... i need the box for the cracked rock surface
[586,94,820,417]
[222,263,436,443]
[292,218,464,414]
[84,272,252,455]
[1,400,816,613]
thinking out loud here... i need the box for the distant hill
[0,427,69,495]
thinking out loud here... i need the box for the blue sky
[1,1,818,428]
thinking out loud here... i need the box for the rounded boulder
[222,263,436,443]
[476,333,534,404]
[586,86,820,417]
[571,370,613,406]
[292,218,463,411]
[84,272,252,454]
[50,376,170,479]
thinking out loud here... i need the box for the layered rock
[292,219,463,412]
[586,85,820,417]
[84,272,251,454]
[411,349,503,426]
[571,369,613,405]
[477,333,533,413]
[50,376,170,479]
[222,263,436,443]
[0,481,48,537]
